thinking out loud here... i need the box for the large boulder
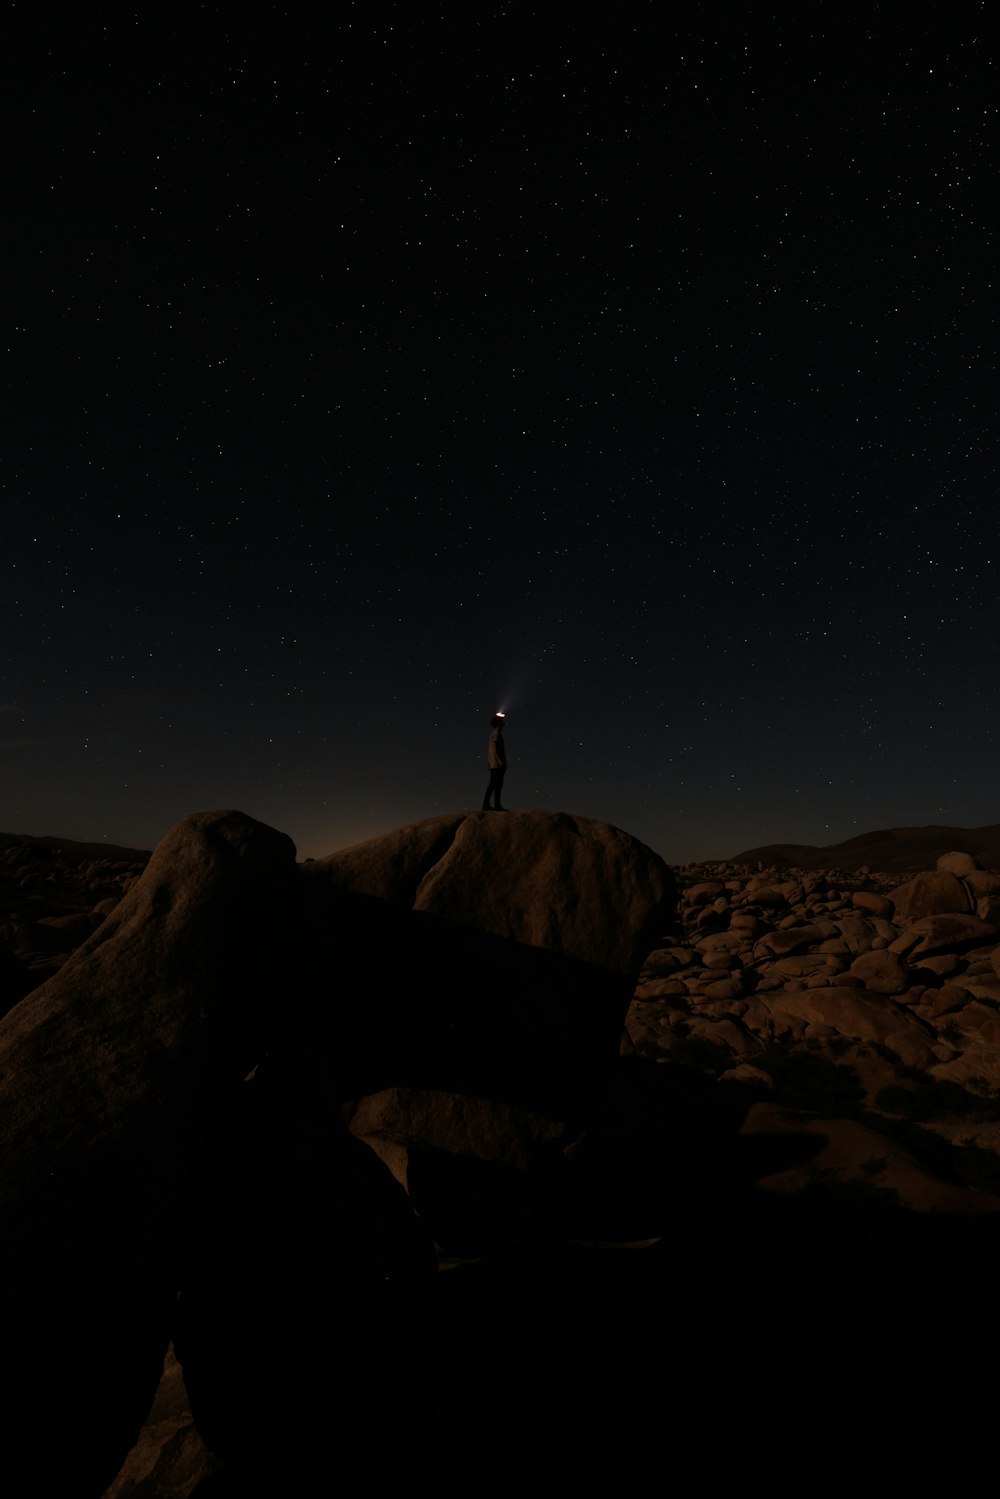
[848,948,911,995]
[936,850,980,876]
[892,913,998,960]
[767,986,927,1046]
[0,810,299,1498]
[890,870,973,923]
[306,809,673,973]
[300,810,676,1234]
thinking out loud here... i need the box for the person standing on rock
[482,711,508,811]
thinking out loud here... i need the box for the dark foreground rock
[116,1065,1000,1496]
[172,811,676,1482]
[0,811,298,1498]
[0,806,675,1497]
[101,1347,214,1499]
[299,810,677,1241]
[172,1064,438,1489]
[8,813,1000,1495]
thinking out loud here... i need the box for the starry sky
[5,9,998,865]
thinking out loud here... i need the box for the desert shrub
[955,1142,1000,1196]
[667,1033,733,1074]
[756,1043,865,1116]
[859,1112,1000,1198]
[875,1085,925,1119]
[869,1043,917,1067]
[795,1171,904,1211]
[936,1080,1000,1117]
[863,1115,966,1187]
[892,1062,934,1087]
[874,1080,1000,1124]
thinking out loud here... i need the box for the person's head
[491,711,506,729]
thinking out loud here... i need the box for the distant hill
[729,824,1000,873]
[0,831,152,863]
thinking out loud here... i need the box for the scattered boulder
[767,986,923,1045]
[893,913,997,960]
[849,948,911,995]
[937,850,981,876]
[890,871,973,923]
[852,889,895,919]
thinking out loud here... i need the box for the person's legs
[483,768,505,809]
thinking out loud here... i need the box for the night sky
[5,10,998,865]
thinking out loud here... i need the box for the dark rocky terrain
[0,834,150,1017]
[2,815,1000,1495]
[630,851,1000,1204]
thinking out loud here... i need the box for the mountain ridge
[0,831,152,862]
[729,822,1000,872]
[6,820,1000,875]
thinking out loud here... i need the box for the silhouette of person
[482,711,508,811]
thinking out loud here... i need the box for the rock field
[627,850,1000,1209]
